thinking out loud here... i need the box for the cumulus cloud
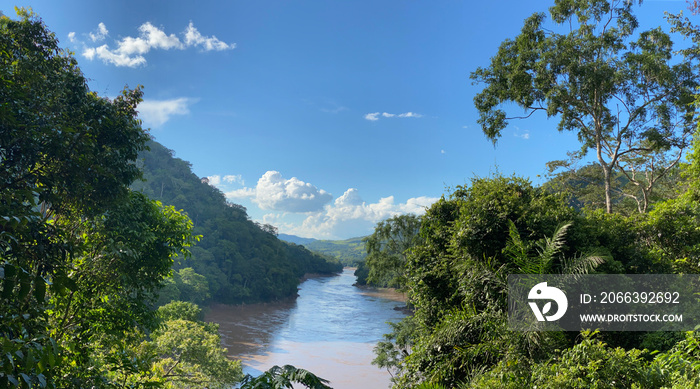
[184,22,233,51]
[284,189,439,239]
[226,187,256,199]
[364,111,423,121]
[210,170,439,239]
[71,21,235,67]
[89,22,109,42]
[138,98,195,127]
[253,171,333,212]
[219,171,333,213]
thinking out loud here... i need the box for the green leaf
[33,276,46,303]
[3,264,16,279]
[37,374,46,388]
[17,276,31,301]
[2,278,16,299]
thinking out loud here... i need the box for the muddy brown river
[205,268,408,389]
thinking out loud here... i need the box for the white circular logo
[528,282,568,322]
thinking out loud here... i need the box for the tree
[149,302,242,389]
[362,214,422,288]
[377,177,575,387]
[471,0,698,214]
[641,130,700,273]
[0,9,196,387]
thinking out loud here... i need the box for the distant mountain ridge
[278,234,318,246]
[278,234,367,266]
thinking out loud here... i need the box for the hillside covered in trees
[279,234,367,267]
[132,140,342,304]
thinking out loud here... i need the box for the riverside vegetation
[5,1,700,388]
[355,1,700,388]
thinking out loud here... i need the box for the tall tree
[0,9,196,387]
[362,214,422,289]
[471,0,698,213]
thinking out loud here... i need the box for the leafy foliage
[240,365,332,389]
[0,10,239,388]
[375,175,679,388]
[357,214,422,288]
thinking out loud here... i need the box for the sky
[5,0,694,239]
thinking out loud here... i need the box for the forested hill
[132,140,342,304]
[278,234,367,266]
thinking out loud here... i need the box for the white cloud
[89,22,109,42]
[184,22,235,51]
[92,44,147,67]
[219,171,332,213]
[364,112,380,121]
[138,98,195,127]
[223,174,244,185]
[226,187,256,199]
[283,189,439,239]
[207,175,222,186]
[441,149,446,154]
[399,196,438,214]
[364,111,423,121]
[253,171,333,212]
[119,22,183,55]
[76,21,235,67]
[211,170,439,239]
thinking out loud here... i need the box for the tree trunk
[603,166,613,214]
[596,130,614,214]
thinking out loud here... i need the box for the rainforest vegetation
[357,1,700,388]
[4,0,700,388]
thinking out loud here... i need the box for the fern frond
[559,253,606,282]
[535,222,572,273]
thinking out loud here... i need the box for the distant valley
[278,234,367,266]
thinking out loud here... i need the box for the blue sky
[6,0,692,239]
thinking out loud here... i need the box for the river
[205,268,407,389]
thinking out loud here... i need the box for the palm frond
[534,222,572,273]
[559,253,606,282]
